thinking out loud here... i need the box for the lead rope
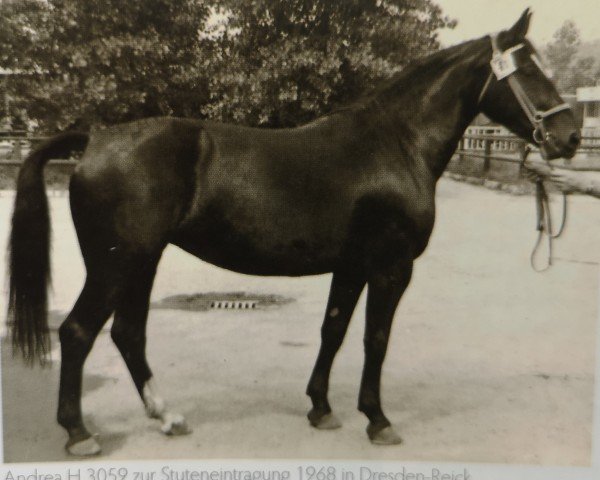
[522,147,568,272]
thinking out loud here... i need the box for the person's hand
[522,160,550,182]
[549,170,586,194]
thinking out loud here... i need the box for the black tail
[8,131,89,365]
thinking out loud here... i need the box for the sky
[435,0,600,47]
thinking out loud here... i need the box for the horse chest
[349,183,436,259]
[382,204,434,254]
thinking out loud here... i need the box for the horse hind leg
[58,247,185,456]
[306,270,365,429]
[110,253,190,437]
[57,275,117,456]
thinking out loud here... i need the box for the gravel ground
[0,179,598,465]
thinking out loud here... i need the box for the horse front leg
[306,270,365,429]
[359,255,413,445]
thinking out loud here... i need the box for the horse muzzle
[538,128,580,161]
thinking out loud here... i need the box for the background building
[577,83,600,136]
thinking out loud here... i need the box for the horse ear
[507,8,532,39]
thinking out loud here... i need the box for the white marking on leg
[142,377,166,419]
[142,377,191,435]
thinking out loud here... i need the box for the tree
[0,0,47,125]
[1,0,455,131]
[544,20,595,94]
[1,0,211,130]
[202,0,456,127]
[570,56,598,92]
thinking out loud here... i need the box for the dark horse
[8,11,580,455]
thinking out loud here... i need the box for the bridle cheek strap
[477,72,494,105]
[506,75,570,146]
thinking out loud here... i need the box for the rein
[519,149,568,272]
[530,178,568,272]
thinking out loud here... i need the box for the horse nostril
[569,131,581,148]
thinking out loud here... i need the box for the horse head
[478,9,580,160]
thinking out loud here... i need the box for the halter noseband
[478,35,571,149]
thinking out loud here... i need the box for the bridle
[478,34,571,151]
[478,35,572,272]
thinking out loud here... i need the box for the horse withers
[8,10,579,455]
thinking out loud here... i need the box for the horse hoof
[367,425,402,445]
[65,436,102,456]
[161,413,191,436]
[307,410,342,430]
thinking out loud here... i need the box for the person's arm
[549,170,600,198]
[523,160,551,178]
[524,160,600,198]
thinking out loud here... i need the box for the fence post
[517,140,528,178]
[458,137,465,164]
[483,138,491,174]
[13,137,22,162]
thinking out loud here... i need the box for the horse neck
[366,39,491,179]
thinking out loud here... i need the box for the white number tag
[490,52,517,80]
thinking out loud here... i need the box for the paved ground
[0,179,598,465]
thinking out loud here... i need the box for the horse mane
[330,37,489,116]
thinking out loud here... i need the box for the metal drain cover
[152,292,294,311]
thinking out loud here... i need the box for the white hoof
[161,413,191,436]
[368,425,403,446]
[308,412,342,430]
[66,436,102,456]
